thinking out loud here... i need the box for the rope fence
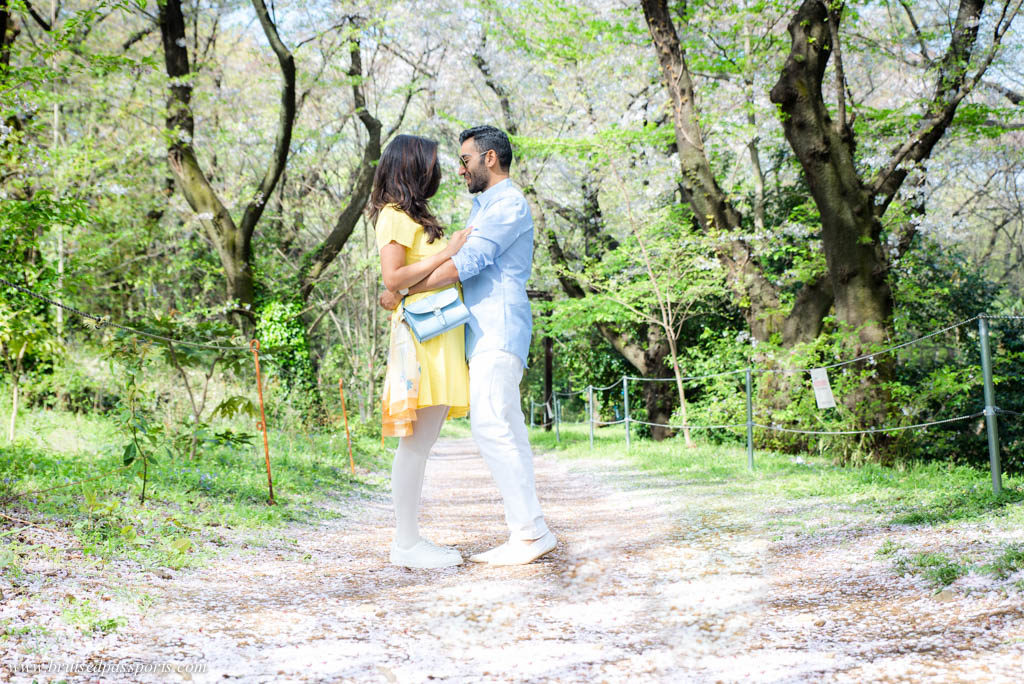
[0,276,256,352]
[3,274,1019,500]
[530,313,1022,495]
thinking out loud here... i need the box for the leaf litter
[1,437,1022,682]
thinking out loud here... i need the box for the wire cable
[753,412,983,436]
[628,419,748,431]
[0,276,294,353]
[757,316,981,375]
[627,367,747,383]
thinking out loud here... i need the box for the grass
[0,406,391,571]
[529,422,1024,528]
[60,596,126,635]
[981,543,1024,579]
[532,421,1024,592]
[894,552,968,589]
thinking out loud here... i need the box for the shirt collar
[472,177,512,210]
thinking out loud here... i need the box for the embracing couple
[370,125,556,569]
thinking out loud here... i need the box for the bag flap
[404,288,459,315]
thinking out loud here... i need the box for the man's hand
[446,227,472,253]
[379,289,401,311]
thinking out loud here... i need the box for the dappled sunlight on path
[108,439,772,682]
[10,439,1024,682]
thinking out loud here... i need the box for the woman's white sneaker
[389,539,463,568]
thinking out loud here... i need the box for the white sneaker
[468,531,557,566]
[389,538,463,569]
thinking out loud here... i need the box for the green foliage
[0,404,391,570]
[620,237,1023,468]
[888,485,1024,526]
[981,543,1024,580]
[60,596,126,635]
[894,552,967,589]
[887,240,1024,471]
[106,339,169,503]
[145,310,257,459]
[255,299,323,425]
[875,539,902,558]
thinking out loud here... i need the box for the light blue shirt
[450,179,533,368]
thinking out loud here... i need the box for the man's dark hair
[459,125,513,171]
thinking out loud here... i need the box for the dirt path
[4,439,1024,682]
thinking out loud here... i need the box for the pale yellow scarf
[381,311,420,439]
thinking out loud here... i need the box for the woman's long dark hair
[368,134,444,243]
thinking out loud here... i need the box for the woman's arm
[379,228,470,292]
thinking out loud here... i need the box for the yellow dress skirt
[376,205,470,437]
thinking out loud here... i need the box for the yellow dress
[375,205,470,420]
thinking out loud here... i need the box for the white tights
[391,404,449,549]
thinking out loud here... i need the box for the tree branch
[299,34,381,301]
[870,0,1014,214]
[983,80,1023,104]
[122,25,153,52]
[22,0,50,31]
[898,0,932,63]
[238,0,296,242]
[823,1,848,135]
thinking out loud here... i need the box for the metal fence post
[979,316,1002,495]
[530,400,535,428]
[588,385,595,450]
[745,368,754,470]
[554,395,561,444]
[623,376,630,451]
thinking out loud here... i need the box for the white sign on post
[810,368,836,409]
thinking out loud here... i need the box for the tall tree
[158,0,295,319]
[640,0,835,347]
[769,0,1019,346]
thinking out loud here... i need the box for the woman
[370,134,470,569]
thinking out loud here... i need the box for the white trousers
[469,349,549,541]
[392,404,449,549]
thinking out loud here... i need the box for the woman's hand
[442,227,472,256]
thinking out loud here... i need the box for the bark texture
[1,3,15,72]
[640,0,831,346]
[768,0,988,346]
[158,0,295,315]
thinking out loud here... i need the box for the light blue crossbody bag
[401,287,470,343]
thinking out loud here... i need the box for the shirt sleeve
[374,206,418,252]
[450,196,530,281]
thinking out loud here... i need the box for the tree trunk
[665,333,693,447]
[158,0,295,318]
[640,327,676,440]
[769,0,893,347]
[0,3,16,72]
[769,0,991,348]
[640,0,834,346]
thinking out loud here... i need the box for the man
[380,125,556,566]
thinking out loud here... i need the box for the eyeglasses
[458,152,487,169]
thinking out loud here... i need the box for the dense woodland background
[2,0,1023,470]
